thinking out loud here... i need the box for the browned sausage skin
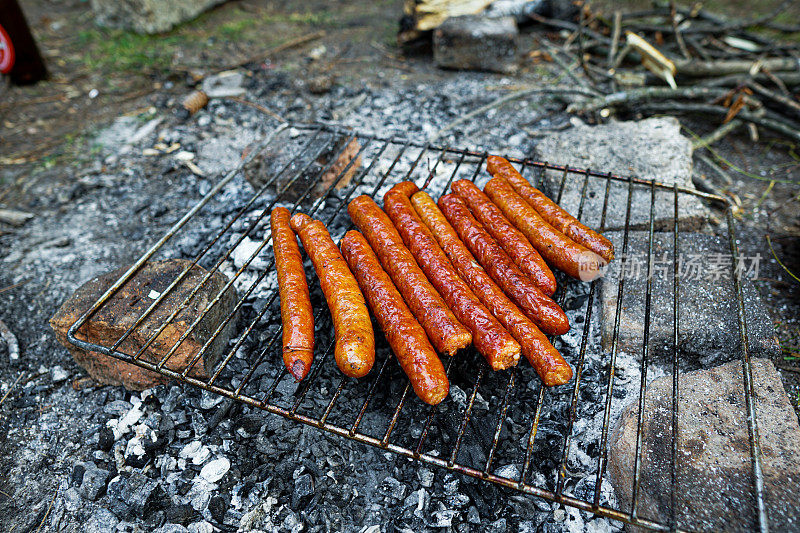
[438,194,570,336]
[451,179,557,296]
[271,207,315,381]
[347,195,471,356]
[290,213,374,378]
[486,156,615,262]
[341,230,450,404]
[411,192,572,385]
[484,178,606,281]
[386,180,420,198]
[383,190,521,370]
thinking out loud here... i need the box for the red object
[0,0,47,84]
[0,24,15,74]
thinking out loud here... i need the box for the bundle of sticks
[270,156,614,405]
[530,0,800,146]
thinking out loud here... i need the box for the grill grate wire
[66,122,766,532]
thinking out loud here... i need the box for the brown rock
[609,358,800,532]
[51,259,238,390]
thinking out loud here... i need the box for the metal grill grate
[66,122,765,532]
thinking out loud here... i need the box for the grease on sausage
[484,178,606,281]
[486,156,614,262]
[438,193,570,336]
[347,195,471,356]
[451,179,556,296]
[411,192,572,385]
[384,190,520,370]
[271,207,315,381]
[290,213,374,378]
[341,230,449,404]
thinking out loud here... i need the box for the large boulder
[51,259,238,390]
[90,0,227,34]
[609,358,800,532]
[532,117,710,231]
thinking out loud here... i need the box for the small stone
[430,509,458,528]
[488,517,507,532]
[201,70,246,98]
[292,473,314,509]
[199,457,230,483]
[51,365,68,382]
[97,427,114,452]
[164,503,197,525]
[187,521,214,533]
[417,468,434,488]
[80,465,111,501]
[84,508,120,533]
[433,16,519,74]
[208,495,228,523]
[106,472,164,519]
[153,525,190,533]
[198,390,223,410]
[104,399,133,416]
[493,464,520,481]
[467,505,481,524]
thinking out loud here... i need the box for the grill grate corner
[66,122,766,532]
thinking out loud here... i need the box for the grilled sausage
[387,180,420,198]
[341,230,450,404]
[384,190,521,370]
[347,195,471,356]
[271,207,315,381]
[484,178,606,281]
[438,194,570,336]
[411,192,572,385]
[486,156,614,262]
[451,179,557,296]
[290,213,374,378]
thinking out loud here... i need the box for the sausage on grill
[384,190,521,370]
[347,195,471,356]
[271,207,315,381]
[411,192,572,385]
[387,180,420,198]
[486,156,614,262]
[438,194,570,336]
[451,179,556,296]
[341,230,450,404]
[484,178,606,281]
[290,213,374,378]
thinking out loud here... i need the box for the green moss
[77,29,187,73]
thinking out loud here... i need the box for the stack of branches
[529,0,800,146]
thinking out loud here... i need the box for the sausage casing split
[438,194,570,336]
[290,213,374,378]
[341,230,450,404]
[411,192,572,385]
[484,178,606,281]
[486,156,614,262]
[451,179,556,296]
[347,195,471,356]
[271,207,315,381]
[384,190,521,370]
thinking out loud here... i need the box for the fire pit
[59,121,773,531]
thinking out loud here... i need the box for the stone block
[90,0,227,34]
[433,15,518,74]
[532,117,710,231]
[50,259,238,390]
[609,358,800,532]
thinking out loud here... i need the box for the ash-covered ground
[1,54,798,533]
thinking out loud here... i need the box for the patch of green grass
[77,29,188,74]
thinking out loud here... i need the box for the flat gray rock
[532,117,710,231]
[609,358,800,532]
[90,0,226,34]
[600,231,778,371]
